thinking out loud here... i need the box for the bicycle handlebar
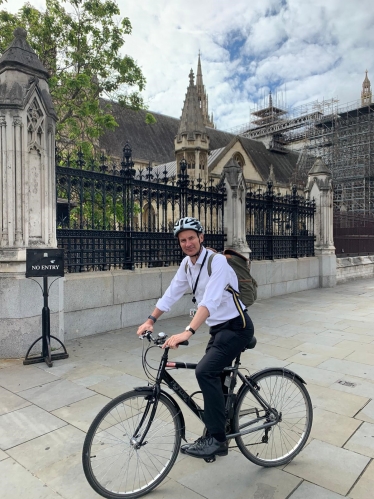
[140,330,189,347]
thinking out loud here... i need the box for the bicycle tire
[82,390,182,499]
[233,369,313,467]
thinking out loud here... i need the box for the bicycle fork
[131,386,161,448]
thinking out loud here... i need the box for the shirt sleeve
[155,258,191,312]
[199,254,234,315]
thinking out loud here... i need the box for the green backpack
[187,248,258,307]
[212,249,257,307]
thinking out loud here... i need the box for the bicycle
[82,331,313,499]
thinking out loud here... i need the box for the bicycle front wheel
[82,390,182,499]
[233,369,313,467]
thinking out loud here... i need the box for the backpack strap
[207,253,216,276]
[185,252,216,275]
[225,285,247,328]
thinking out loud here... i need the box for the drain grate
[337,380,357,387]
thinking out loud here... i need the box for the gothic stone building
[100,55,299,195]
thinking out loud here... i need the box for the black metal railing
[56,146,226,272]
[246,182,315,260]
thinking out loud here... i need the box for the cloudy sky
[4,0,374,130]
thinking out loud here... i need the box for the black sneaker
[180,436,204,454]
[184,436,228,459]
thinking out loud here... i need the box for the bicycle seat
[244,336,257,351]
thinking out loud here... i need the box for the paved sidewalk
[1,279,374,499]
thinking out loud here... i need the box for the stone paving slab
[0,405,66,450]
[329,376,374,399]
[6,424,85,474]
[284,439,370,495]
[318,358,374,382]
[349,460,374,499]
[1,458,62,499]
[293,341,356,359]
[0,448,8,460]
[288,481,345,499]
[17,379,96,411]
[35,452,102,499]
[51,393,111,432]
[0,365,57,392]
[346,351,374,366]
[286,363,344,387]
[355,399,374,423]
[169,450,302,499]
[0,386,31,415]
[310,408,362,447]
[344,421,374,458]
[285,351,332,367]
[306,383,369,417]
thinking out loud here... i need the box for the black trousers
[195,311,254,436]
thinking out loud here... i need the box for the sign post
[24,249,69,367]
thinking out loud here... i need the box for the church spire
[361,70,372,106]
[175,69,210,180]
[195,53,215,128]
[177,69,206,136]
[196,51,203,88]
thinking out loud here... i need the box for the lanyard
[188,250,208,304]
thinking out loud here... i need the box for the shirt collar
[188,246,207,267]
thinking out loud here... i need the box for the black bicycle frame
[146,347,281,439]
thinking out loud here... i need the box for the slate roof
[207,136,298,184]
[100,101,299,185]
[99,99,234,163]
[239,136,298,184]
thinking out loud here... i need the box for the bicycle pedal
[204,456,216,463]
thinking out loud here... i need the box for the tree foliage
[0,0,146,153]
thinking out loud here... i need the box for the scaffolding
[229,94,374,216]
[296,99,374,215]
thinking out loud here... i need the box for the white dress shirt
[156,247,245,327]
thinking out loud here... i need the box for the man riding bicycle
[137,217,254,460]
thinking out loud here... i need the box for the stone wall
[61,256,320,342]
[0,276,63,358]
[336,255,374,283]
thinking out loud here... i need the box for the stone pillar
[0,28,62,358]
[305,157,336,287]
[223,157,251,259]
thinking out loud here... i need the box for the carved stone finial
[13,27,27,39]
[189,69,194,86]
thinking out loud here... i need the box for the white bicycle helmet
[173,217,204,237]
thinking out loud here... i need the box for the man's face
[178,230,204,256]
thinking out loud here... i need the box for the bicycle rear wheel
[233,369,313,467]
[82,390,182,499]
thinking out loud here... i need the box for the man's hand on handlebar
[137,321,154,336]
[162,331,192,349]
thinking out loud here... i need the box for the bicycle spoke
[83,392,181,497]
[235,371,312,466]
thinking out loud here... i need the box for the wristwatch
[185,325,196,335]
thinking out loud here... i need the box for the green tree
[0,0,146,153]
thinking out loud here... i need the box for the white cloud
[3,0,374,130]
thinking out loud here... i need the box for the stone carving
[27,97,44,152]
[0,115,6,126]
[13,116,22,126]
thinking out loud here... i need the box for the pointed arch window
[233,152,244,168]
